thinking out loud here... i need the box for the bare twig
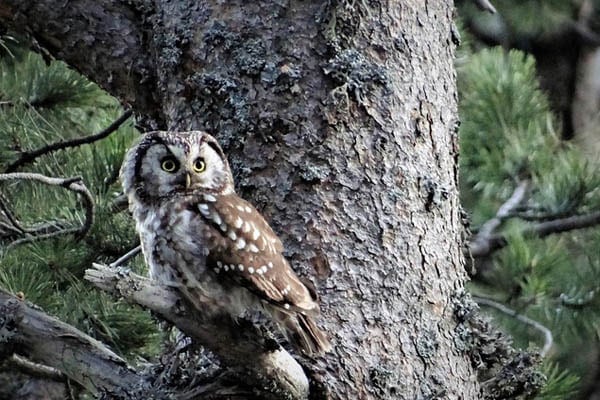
[473,0,497,14]
[0,193,25,234]
[473,296,553,357]
[469,181,529,257]
[4,110,133,173]
[10,354,65,382]
[109,245,141,268]
[470,210,600,258]
[0,172,95,244]
[85,263,310,400]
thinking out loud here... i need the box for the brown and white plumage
[120,130,330,355]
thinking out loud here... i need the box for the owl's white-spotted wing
[190,193,319,313]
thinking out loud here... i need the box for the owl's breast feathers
[187,193,319,315]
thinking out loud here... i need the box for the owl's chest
[135,203,208,283]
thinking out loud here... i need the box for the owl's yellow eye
[192,158,206,173]
[161,157,178,173]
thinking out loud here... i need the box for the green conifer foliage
[0,47,160,360]
[459,46,600,397]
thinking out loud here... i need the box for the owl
[120,130,330,355]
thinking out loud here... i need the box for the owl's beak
[185,172,192,189]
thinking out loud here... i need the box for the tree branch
[5,110,133,173]
[468,181,528,258]
[85,263,310,400]
[469,210,600,258]
[473,0,497,14]
[0,288,150,397]
[474,296,553,357]
[0,173,95,244]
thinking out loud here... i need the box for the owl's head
[121,131,235,203]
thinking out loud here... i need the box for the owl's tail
[278,311,331,355]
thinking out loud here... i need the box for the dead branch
[0,288,151,398]
[468,181,529,258]
[4,109,133,173]
[474,296,553,357]
[473,0,497,14]
[85,263,310,400]
[9,354,65,382]
[470,209,600,258]
[0,173,95,244]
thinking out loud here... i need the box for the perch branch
[84,263,310,400]
[5,110,133,173]
[0,288,150,397]
[473,296,553,357]
[0,173,95,244]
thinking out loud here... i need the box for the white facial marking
[238,264,244,271]
[236,238,246,250]
[248,267,255,274]
[248,244,259,253]
[204,194,217,202]
[234,217,243,229]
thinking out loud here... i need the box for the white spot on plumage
[220,223,227,232]
[260,266,268,274]
[198,204,210,215]
[244,205,252,213]
[234,217,243,229]
[248,267,255,274]
[248,244,259,253]
[228,231,237,240]
[217,261,223,268]
[257,268,264,275]
[252,227,260,241]
[224,264,229,271]
[268,262,273,269]
[236,205,245,212]
[238,264,244,271]
[236,238,246,250]
[284,303,290,310]
[211,213,222,225]
[213,268,219,273]
[242,221,251,233]
[204,194,217,202]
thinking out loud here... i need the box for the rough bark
[0,1,479,398]
[0,288,147,397]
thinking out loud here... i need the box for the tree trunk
[0,1,479,398]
